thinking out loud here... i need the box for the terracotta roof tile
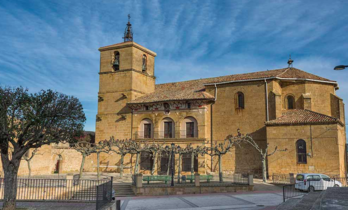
[265,109,343,126]
[128,68,336,104]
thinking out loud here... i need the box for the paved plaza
[119,191,283,210]
[0,191,283,210]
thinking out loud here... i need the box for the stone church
[95,19,347,178]
[2,19,345,179]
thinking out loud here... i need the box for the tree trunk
[27,160,31,177]
[167,152,171,176]
[79,154,86,179]
[97,153,100,180]
[191,153,194,176]
[262,157,267,183]
[219,154,223,182]
[177,154,181,183]
[191,153,194,183]
[134,152,139,174]
[2,158,20,210]
[151,151,157,175]
[120,154,124,178]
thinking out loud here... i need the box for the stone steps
[113,184,135,197]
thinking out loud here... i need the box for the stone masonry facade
[2,37,346,180]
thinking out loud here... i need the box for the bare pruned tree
[202,137,241,182]
[234,129,287,182]
[21,148,44,177]
[109,138,133,178]
[0,87,85,210]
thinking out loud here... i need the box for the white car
[295,173,342,192]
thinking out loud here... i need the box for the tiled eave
[127,98,215,106]
[265,120,344,127]
[204,77,339,89]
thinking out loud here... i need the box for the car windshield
[296,174,304,181]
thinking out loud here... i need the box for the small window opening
[287,95,295,109]
[113,51,120,71]
[296,139,307,164]
[237,92,244,109]
[142,54,147,72]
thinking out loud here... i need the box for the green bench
[184,175,213,183]
[143,175,171,184]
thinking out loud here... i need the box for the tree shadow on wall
[234,127,266,177]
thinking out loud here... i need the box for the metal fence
[96,177,113,210]
[272,173,292,184]
[138,173,250,186]
[134,130,201,139]
[283,177,348,202]
[0,178,110,201]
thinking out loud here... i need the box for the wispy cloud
[0,0,347,131]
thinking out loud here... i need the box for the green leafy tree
[0,87,85,210]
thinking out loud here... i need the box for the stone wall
[267,124,346,177]
[0,144,83,177]
[206,81,267,174]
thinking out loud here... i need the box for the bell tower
[96,16,156,142]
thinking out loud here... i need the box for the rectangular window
[144,123,152,138]
[186,122,195,138]
[296,174,304,181]
[307,175,321,181]
[159,152,174,175]
[298,153,307,164]
[182,153,198,172]
[140,152,153,170]
[164,122,173,138]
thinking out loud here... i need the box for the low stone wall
[132,184,254,196]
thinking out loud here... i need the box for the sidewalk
[118,191,283,210]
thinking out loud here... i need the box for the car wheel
[309,186,315,192]
[334,184,340,187]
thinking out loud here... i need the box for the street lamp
[334,65,348,70]
[171,143,175,187]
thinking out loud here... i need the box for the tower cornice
[98,41,157,56]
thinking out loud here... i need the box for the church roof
[128,67,337,104]
[265,109,343,126]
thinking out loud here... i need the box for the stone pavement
[118,191,283,210]
[0,201,96,210]
[0,191,283,210]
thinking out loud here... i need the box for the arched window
[138,119,153,139]
[287,95,295,109]
[236,92,245,109]
[296,139,307,164]
[113,51,120,71]
[180,117,198,138]
[142,54,147,72]
[160,118,175,138]
[140,151,153,170]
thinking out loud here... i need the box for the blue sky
[1,0,348,131]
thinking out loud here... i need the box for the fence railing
[0,178,110,201]
[283,177,348,202]
[134,130,200,140]
[137,173,251,185]
[272,173,292,184]
[96,177,113,210]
